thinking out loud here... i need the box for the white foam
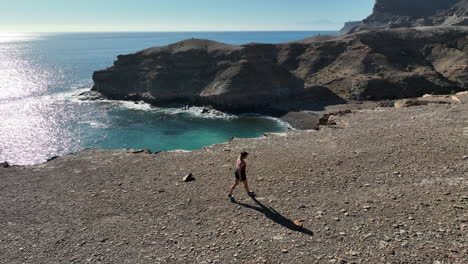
[156,106,236,119]
[28,87,92,104]
[116,100,155,111]
[264,116,293,130]
[78,120,110,129]
[89,121,110,129]
[66,89,288,129]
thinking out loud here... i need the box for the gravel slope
[1,99,467,264]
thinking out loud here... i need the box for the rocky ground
[1,95,467,264]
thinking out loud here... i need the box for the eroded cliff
[93,27,468,112]
[353,0,468,31]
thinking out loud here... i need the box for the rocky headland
[92,27,468,113]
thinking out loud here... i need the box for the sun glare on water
[0,32,41,43]
[0,31,69,164]
[0,32,55,100]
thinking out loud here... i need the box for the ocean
[0,31,336,165]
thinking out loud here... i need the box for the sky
[0,0,375,32]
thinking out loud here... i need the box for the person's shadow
[232,197,314,236]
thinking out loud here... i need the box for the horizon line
[0,29,340,34]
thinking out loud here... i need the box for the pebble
[281,249,289,253]
[379,240,390,248]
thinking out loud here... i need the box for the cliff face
[289,27,468,101]
[93,40,307,112]
[93,27,468,112]
[371,0,458,17]
[339,21,363,35]
[447,0,468,16]
[355,0,468,30]
[441,0,468,26]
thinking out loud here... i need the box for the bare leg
[242,180,251,193]
[229,180,239,196]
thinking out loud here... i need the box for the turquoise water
[0,31,335,165]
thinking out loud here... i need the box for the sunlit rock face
[444,0,468,17]
[355,0,468,30]
[371,0,458,17]
[339,21,363,35]
[93,27,468,111]
[93,39,311,113]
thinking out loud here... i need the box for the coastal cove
[2,0,468,263]
[2,95,467,263]
[0,31,335,165]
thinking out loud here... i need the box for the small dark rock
[128,149,152,154]
[47,156,60,162]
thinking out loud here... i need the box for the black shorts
[235,169,247,181]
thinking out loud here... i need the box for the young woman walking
[228,151,255,199]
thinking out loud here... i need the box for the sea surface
[0,31,336,165]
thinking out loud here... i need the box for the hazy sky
[0,0,375,32]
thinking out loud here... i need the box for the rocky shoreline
[76,89,337,131]
[1,94,467,263]
[77,89,468,132]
